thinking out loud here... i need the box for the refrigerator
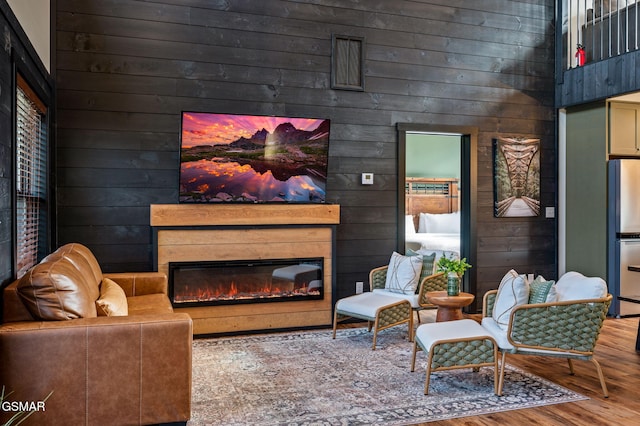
[608,159,640,317]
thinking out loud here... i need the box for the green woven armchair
[369,266,447,323]
[481,282,612,397]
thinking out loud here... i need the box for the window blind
[15,74,47,278]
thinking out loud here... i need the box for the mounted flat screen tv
[179,112,331,203]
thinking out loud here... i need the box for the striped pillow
[406,249,437,287]
[528,276,556,304]
[384,251,423,295]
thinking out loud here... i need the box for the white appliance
[608,159,640,317]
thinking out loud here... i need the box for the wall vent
[331,35,365,91]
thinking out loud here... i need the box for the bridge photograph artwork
[493,137,541,218]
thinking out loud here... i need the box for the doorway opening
[397,124,477,299]
[404,133,461,256]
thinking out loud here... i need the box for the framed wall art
[493,137,541,217]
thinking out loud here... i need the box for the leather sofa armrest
[0,313,192,425]
[103,272,168,297]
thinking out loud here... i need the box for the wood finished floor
[336,315,640,425]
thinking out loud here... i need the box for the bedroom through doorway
[404,133,461,260]
[396,123,477,297]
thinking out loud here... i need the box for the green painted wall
[565,102,607,279]
[406,134,460,178]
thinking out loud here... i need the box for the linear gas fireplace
[168,257,324,307]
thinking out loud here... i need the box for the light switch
[361,173,374,185]
[545,207,555,218]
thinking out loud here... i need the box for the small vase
[447,273,460,296]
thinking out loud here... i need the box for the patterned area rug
[189,326,587,425]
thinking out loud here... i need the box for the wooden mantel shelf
[150,203,340,227]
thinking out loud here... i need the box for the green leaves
[436,255,472,278]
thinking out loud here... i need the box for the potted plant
[436,254,472,296]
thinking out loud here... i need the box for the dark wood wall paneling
[55,0,557,307]
[557,50,640,107]
[0,1,53,287]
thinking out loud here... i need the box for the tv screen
[179,112,331,203]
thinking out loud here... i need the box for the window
[15,74,48,277]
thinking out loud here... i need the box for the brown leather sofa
[0,243,192,425]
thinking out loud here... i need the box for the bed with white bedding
[405,212,460,257]
[404,177,460,259]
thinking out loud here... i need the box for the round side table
[426,291,475,322]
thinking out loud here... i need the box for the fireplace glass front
[168,258,323,307]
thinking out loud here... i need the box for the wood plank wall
[0,2,53,287]
[55,0,557,311]
[557,50,640,107]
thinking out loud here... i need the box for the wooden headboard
[405,177,459,229]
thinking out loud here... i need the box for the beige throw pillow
[96,278,128,316]
[384,251,423,295]
[492,269,529,330]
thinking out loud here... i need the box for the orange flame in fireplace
[175,279,321,304]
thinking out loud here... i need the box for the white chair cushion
[384,251,422,295]
[480,317,514,350]
[492,269,529,330]
[335,292,403,318]
[415,319,490,351]
[372,288,420,308]
[555,271,607,301]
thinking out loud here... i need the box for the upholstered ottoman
[332,292,413,350]
[410,319,500,395]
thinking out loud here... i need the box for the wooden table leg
[436,307,464,322]
[427,291,475,323]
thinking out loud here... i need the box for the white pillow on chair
[492,269,529,330]
[384,251,423,295]
[555,271,607,301]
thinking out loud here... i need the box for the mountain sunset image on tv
[179,112,331,203]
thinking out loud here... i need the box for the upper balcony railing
[565,0,640,69]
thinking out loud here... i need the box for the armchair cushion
[480,316,513,350]
[96,278,128,316]
[17,257,98,320]
[372,289,420,308]
[127,293,174,315]
[555,271,607,301]
[492,269,529,330]
[384,251,423,295]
